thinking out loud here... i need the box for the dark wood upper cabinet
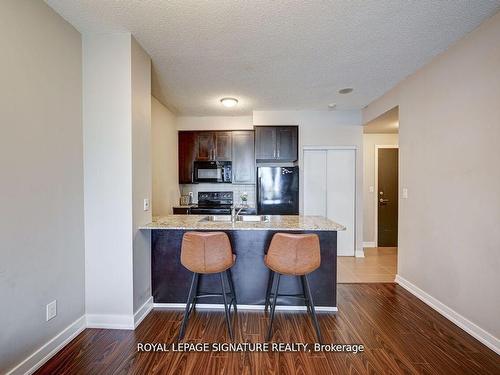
[196,132,215,160]
[255,126,298,162]
[195,131,232,161]
[255,127,277,160]
[276,127,298,161]
[232,131,255,184]
[215,132,232,160]
[178,131,197,183]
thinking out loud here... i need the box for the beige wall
[131,37,152,313]
[152,97,179,215]
[363,133,399,244]
[83,33,135,323]
[0,1,84,373]
[177,115,253,131]
[364,11,500,348]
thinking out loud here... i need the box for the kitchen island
[141,215,345,310]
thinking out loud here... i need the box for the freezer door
[257,167,299,215]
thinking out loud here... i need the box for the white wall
[253,110,364,255]
[0,1,84,373]
[177,115,253,130]
[131,38,152,313]
[364,12,500,349]
[152,97,179,216]
[362,133,399,244]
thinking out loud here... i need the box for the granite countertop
[140,215,345,231]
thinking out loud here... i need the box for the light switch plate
[46,300,57,321]
[402,188,408,199]
[143,198,150,211]
[369,186,374,193]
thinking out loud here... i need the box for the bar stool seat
[264,233,323,342]
[178,231,237,340]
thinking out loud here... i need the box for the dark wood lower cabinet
[152,229,337,307]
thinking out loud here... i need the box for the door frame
[374,144,399,247]
[302,145,359,256]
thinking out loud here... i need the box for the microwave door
[195,165,223,182]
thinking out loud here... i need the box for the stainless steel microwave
[193,161,232,183]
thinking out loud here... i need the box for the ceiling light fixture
[338,88,353,94]
[220,97,238,107]
[328,103,337,109]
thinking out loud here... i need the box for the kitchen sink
[199,215,270,223]
[236,215,270,222]
[200,215,232,222]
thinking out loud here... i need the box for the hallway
[338,248,397,283]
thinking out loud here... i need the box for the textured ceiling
[46,0,500,115]
[364,107,399,134]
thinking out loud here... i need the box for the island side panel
[152,229,337,307]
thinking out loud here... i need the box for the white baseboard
[153,303,338,312]
[86,313,134,330]
[395,275,499,354]
[134,296,153,328]
[7,300,154,375]
[363,241,376,248]
[6,315,86,375]
[355,249,365,258]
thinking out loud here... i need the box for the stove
[190,191,233,215]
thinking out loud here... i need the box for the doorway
[338,106,399,283]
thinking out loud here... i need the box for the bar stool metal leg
[300,276,311,314]
[226,269,237,313]
[266,273,281,341]
[179,272,199,340]
[303,274,323,343]
[220,272,234,340]
[264,270,275,313]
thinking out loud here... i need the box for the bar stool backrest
[266,233,320,275]
[181,232,233,274]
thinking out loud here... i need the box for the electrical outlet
[143,198,150,211]
[46,300,57,321]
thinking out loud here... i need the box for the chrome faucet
[231,205,245,223]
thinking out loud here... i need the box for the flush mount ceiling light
[338,88,354,94]
[220,97,238,107]
[328,103,337,109]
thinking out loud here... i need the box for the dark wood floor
[36,284,499,375]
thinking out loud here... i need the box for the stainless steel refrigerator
[257,166,299,215]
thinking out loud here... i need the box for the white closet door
[327,149,355,256]
[303,150,327,216]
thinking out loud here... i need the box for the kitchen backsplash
[180,184,256,207]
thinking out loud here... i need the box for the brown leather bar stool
[178,231,237,340]
[264,233,322,342]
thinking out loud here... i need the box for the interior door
[377,148,398,247]
[327,150,355,256]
